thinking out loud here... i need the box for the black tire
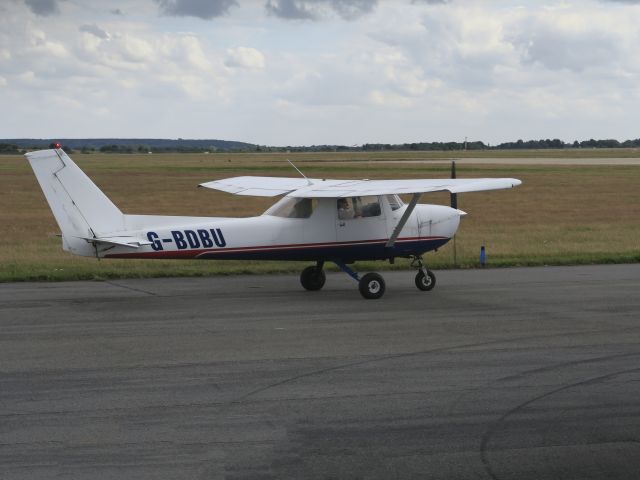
[300,266,326,291]
[359,273,386,299]
[415,269,436,291]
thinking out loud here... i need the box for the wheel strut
[333,260,360,282]
[333,260,386,299]
[411,256,436,292]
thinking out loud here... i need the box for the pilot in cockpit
[337,198,355,220]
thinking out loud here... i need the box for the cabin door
[335,196,387,243]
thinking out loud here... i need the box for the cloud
[507,11,626,73]
[276,42,435,110]
[24,0,62,16]
[265,0,378,21]
[330,0,378,20]
[225,47,266,69]
[3,0,640,144]
[265,0,315,19]
[154,0,239,19]
[79,24,110,40]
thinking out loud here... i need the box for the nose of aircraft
[416,204,466,239]
[444,207,465,237]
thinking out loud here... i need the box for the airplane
[26,147,521,299]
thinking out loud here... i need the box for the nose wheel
[411,256,436,292]
[415,269,436,291]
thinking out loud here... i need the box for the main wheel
[359,273,386,299]
[415,269,436,291]
[300,266,326,291]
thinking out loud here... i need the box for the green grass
[2,150,639,282]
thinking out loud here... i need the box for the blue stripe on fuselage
[195,238,450,261]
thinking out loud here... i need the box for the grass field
[1,150,639,282]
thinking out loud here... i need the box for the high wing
[199,176,522,197]
[199,176,318,197]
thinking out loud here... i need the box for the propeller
[450,160,459,266]
[450,160,458,209]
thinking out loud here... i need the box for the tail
[26,149,125,256]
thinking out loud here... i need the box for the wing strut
[385,193,422,248]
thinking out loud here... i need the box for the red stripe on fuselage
[104,237,447,260]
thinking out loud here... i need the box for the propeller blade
[450,160,458,209]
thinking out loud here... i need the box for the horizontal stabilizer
[78,236,153,249]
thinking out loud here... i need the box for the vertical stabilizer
[25,149,125,256]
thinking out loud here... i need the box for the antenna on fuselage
[287,159,313,186]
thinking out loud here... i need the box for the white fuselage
[96,196,461,262]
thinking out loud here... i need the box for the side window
[337,196,381,220]
[358,196,382,217]
[289,198,315,218]
[337,198,355,220]
[265,197,316,218]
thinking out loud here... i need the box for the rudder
[25,149,125,256]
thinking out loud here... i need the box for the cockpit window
[386,194,403,211]
[337,196,382,220]
[264,197,317,218]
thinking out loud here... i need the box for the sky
[1,0,639,145]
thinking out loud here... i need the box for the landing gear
[301,257,435,298]
[334,260,386,300]
[300,262,326,291]
[359,273,386,300]
[411,256,436,292]
[415,269,436,291]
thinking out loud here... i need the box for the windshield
[264,197,317,218]
[386,194,404,211]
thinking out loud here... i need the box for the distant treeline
[237,138,640,152]
[1,138,255,153]
[352,138,640,152]
[1,137,640,155]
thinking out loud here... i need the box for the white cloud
[116,34,155,63]
[369,90,412,108]
[1,0,640,144]
[225,46,265,69]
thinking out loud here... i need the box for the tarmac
[1,264,639,480]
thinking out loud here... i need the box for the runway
[369,157,640,166]
[1,264,639,480]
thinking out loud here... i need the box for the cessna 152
[26,148,521,299]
